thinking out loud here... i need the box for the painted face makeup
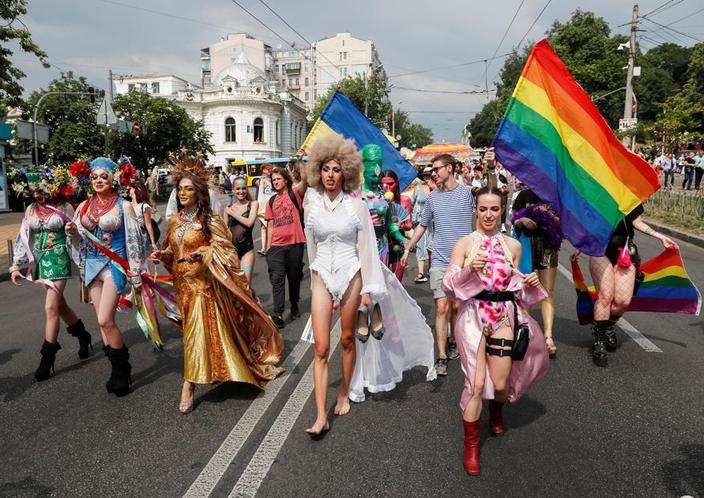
[381,177,398,193]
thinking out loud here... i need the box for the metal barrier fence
[644,190,704,227]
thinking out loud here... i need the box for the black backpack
[269,188,304,228]
[223,175,232,192]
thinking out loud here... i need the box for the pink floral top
[470,233,514,336]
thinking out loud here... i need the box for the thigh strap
[486,337,513,357]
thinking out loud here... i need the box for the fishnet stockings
[588,256,636,320]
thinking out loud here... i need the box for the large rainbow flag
[301,91,417,191]
[493,40,660,256]
[572,246,702,325]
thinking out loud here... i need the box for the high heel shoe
[179,383,195,414]
[356,309,370,343]
[370,302,385,340]
[105,346,132,397]
[35,341,61,382]
[67,319,93,359]
[545,335,557,359]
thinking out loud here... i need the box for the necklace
[87,193,118,224]
[33,202,56,223]
[177,209,202,246]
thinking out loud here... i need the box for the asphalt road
[0,225,702,498]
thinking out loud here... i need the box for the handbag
[511,300,530,361]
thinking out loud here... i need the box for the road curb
[645,219,704,249]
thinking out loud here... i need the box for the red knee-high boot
[489,400,505,437]
[462,419,481,476]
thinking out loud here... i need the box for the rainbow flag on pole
[493,40,660,256]
[572,247,702,325]
[301,91,417,191]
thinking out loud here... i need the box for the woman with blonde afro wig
[300,135,387,435]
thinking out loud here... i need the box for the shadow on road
[0,348,20,367]
[0,476,53,497]
[662,443,704,498]
[194,382,262,410]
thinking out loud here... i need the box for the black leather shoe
[604,325,619,351]
[290,306,301,321]
[272,315,285,329]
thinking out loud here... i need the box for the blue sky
[11,0,704,143]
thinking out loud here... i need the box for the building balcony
[284,63,301,73]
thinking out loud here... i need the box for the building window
[253,117,264,143]
[304,63,309,72]
[151,82,160,94]
[305,91,309,101]
[140,83,148,92]
[304,77,309,86]
[295,77,299,86]
[339,52,343,61]
[341,67,348,77]
[128,83,135,92]
[225,117,236,142]
[275,119,280,145]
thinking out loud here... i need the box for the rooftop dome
[214,52,267,86]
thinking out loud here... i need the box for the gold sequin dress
[163,212,283,386]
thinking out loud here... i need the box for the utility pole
[622,1,638,149]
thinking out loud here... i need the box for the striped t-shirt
[420,184,475,268]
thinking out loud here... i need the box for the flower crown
[68,156,137,196]
[8,165,74,200]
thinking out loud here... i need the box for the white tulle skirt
[301,265,436,402]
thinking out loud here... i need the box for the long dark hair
[177,173,213,240]
[131,179,150,204]
[380,170,401,203]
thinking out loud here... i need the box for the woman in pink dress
[442,186,549,476]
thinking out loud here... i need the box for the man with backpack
[265,164,308,328]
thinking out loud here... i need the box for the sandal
[414,273,429,283]
[545,335,557,359]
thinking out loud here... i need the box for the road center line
[229,320,342,498]
[557,263,662,353]
[183,337,313,498]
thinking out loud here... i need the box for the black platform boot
[591,322,608,367]
[35,341,62,381]
[66,319,93,359]
[603,316,620,351]
[105,346,132,397]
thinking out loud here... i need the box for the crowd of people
[8,139,678,476]
[651,149,704,192]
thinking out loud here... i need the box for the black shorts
[234,236,254,258]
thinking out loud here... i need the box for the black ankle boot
[105,346,132,397]
[66,319,93,359]
[603,316,620,351]
[102,345,110,357]
[591,323,608,367]
[35,341,61,381]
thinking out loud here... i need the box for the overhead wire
[516,0,554,48]
[641,16,703,43]
[479,0,527,85]
[387,52,513,79]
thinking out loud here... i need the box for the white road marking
[229,320,342,498]
[183,338,313,498]
[557,263,662,353]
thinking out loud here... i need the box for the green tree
[311,70,391,125]
[0,0,47,117]
[22,72,104,163]
[392,110,433,148]
[108,90,213,169]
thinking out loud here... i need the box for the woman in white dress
[303,136,385,435]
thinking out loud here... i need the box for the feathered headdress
[170,150,209,185]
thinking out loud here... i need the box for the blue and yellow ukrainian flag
[302,91,417,191]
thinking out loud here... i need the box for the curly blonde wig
[306,135,362,193]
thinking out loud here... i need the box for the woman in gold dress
[151,157,283,413]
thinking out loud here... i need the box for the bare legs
[306,271,362,435]
[240,249,255,284]
[435,297,450,358]
[88,277,123,348]
[43,280,78,343]
[537,267,557,355]
[259,222,267,253]
[462,325,513,422]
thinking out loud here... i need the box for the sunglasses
[431,164,450,173]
